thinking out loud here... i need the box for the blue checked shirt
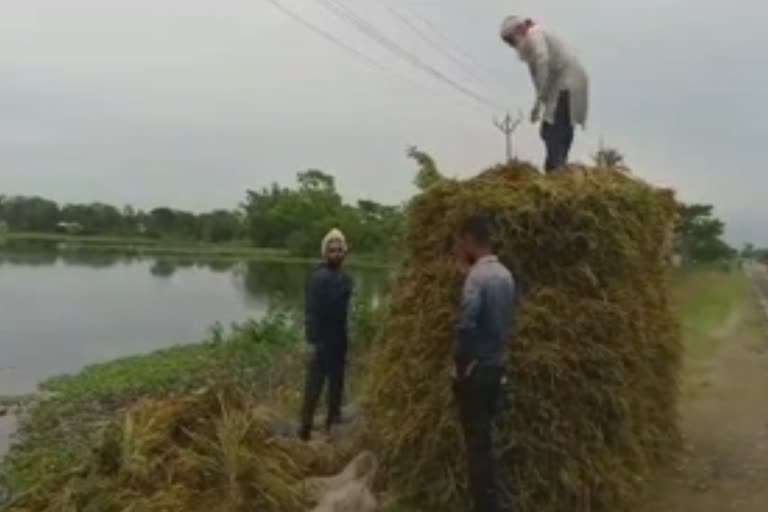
[456,255,516,367]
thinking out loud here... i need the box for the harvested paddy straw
[364,163,682,511]
[7,388,352,512]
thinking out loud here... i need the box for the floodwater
[0,241,388,453]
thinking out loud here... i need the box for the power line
[375,1,487,85]
[263,0,431,92]
[376,1,508,91]
[263,0,491,114]
[315,0,503,110]
[403,4,508,80]
[319,0,500,109]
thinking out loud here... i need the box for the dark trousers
[299,346,346,439]
[455,365,505,512]
[540,91,574,173]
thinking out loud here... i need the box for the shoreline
[0,232,390,268]
[0,396,28,460]
[0,312,312,494]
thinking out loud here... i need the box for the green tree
[407,146,444,190]
[242,184,290,247]
[1,168,404,256]
[355,199,403,254]
[675,203,734,263]
[146,207,198,238]
[60,203,124,234]
[242,169,402,257]
[148,207,177,234]
[0,196,59,231]
[592,143,629,171]
[199,210,243,243]
[297,169,336,193]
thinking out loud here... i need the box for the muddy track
[638,265,768,511]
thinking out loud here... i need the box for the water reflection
[235,260,311,305]
[149,259,178,278]
[0,242,390,398]
[0,245,58,266]
[0,240,390,309]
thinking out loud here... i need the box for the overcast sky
[1,0,765,244]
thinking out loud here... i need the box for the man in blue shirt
[454,215,516,512]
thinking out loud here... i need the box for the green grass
[672,265,751,358]
[40,342,224,405]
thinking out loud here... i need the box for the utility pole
[493,111,523,163]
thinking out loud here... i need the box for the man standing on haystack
[500,15,589,173]
[300,228,354,441]
[454,215,516,512]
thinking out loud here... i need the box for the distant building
[56,221,84,234]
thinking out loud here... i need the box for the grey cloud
[1,0,766,243]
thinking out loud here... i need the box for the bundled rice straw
[7,389,349,512]
[363,163,682,511]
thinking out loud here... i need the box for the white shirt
[516,26,589,128]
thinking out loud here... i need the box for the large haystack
[364,163,682,511]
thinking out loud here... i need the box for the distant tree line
[0,147,741,262]
[0,195,246,243]
[0,169,404,257]
[740,243,768,265]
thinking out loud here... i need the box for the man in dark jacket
[454,215,516,512]
[299,228,353,441]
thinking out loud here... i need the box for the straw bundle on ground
[364,163,682,511]
[7,389,350,512]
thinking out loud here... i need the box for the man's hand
[530,101,541,124]
[449,360,478,381]
[304,343,318,362]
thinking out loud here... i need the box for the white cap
[321,228,347,256]
[500,15,525,40]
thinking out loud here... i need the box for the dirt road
[639,265,768,511]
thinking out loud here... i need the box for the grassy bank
[0,294,379,504]
[0,313,300,497]
[0,232,389,268]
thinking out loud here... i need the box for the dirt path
[639,265,768,511]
